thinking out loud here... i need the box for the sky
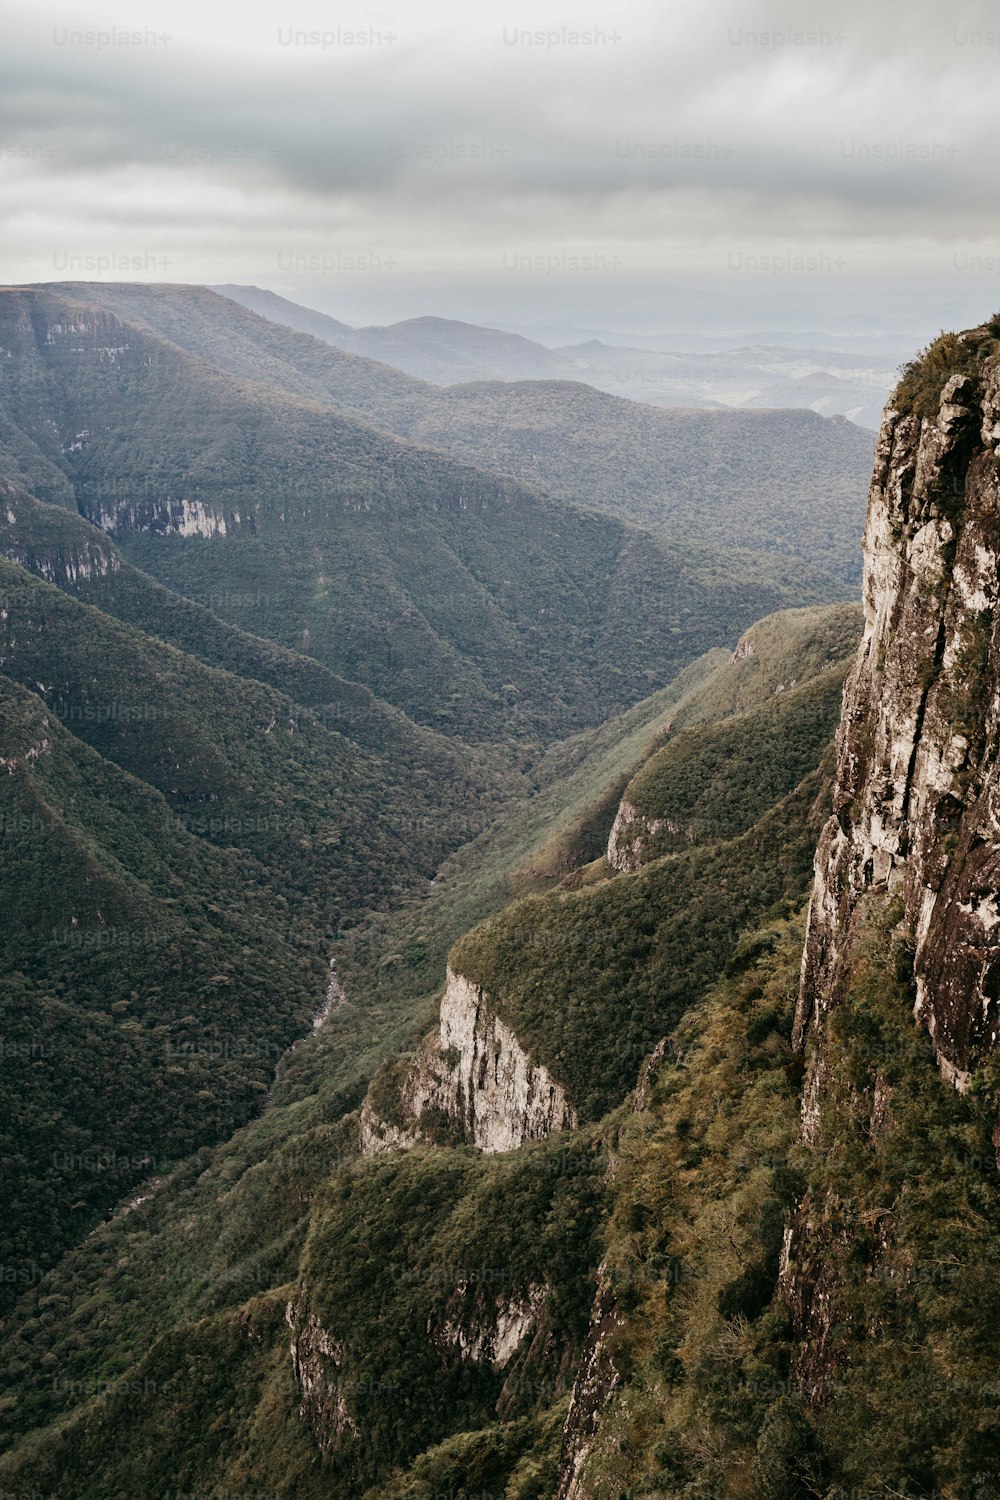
[2,0,1000,341]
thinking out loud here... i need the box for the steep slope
[41,283,874,584]
[0,547,520,1303]
[0,603,857,1494]
[0,484,510,781]
[549,315,1000,1500]
[0,670,332,1306]
[11,315,1000,1500]
[394,386,873,584]
[1,286,831,743]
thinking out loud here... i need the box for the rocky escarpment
[431,1280,548,1370]
[84,496,244,539]
[794,339,1000,1095]
[360,966,577,1155]
[285,1301,360,1453]
[555,1273,623,1500]
[605,795,678,874]
[786,322,1000,1379]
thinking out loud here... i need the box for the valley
[1,285,999,1499]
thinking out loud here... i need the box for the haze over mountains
[215,284,902,431]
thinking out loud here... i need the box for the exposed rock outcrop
[285,1301,359,1453]
[555,1271,623,1500]
[432,1281,547,1368]
[786,324,1000,1388]
[85,496,242,539]
[794,349,1000,1093]
[360,966,577,1155]
[605,796,675,873]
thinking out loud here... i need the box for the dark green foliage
[792,903,1000,1497]
[0,600,858,1494]
[0,547,519,1304]
[0,1131,606,1496]
[47,282,875,586]
[560,915,810,1497]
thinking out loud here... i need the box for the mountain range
[215,285,901,431]
[2,284,996,1498]
[42,281,878,586]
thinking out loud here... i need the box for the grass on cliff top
[893,313,1000,421]
[620,663,849,858]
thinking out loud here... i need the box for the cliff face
[794,344,1000,1098]
[285,1301,359,1454]
[786,327,1000,1387]
[360,966,577,1155]
[605,796,675,874]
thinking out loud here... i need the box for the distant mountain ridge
[214,283,898,427]
[51,281,875,583]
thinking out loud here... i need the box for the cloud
[1,0,998,333]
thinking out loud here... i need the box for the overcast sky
[2,0,1000,338]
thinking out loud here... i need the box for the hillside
[0,542,523,1303]
[392,385,874,584]
[0,601,858,1493]
[214,286,896,427]
[43,282,874,584]
[1,286,840,742]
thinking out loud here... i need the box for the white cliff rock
[360,966,576,1155]
[285,1302,359,1452]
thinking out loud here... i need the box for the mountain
[3,285,842,742]
[0,598,859,1493]
[0,281,842,1322]
[4,317,1000,1498]
[388,385,874,584]
[212,283,354,342]
[0,526,522,1304]
[214,285,897,427]
[328,314,571,386]
[45,282,875,584]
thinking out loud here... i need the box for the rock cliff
[605,796,675,874]
[794,331,1000,1095]
[360,966,577,1154]
[285,1301,359,1454]
[787,321,1000,1381]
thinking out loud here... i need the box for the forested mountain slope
[43,282,874,584]
[0,601,859,1494]
[2,286,835,743]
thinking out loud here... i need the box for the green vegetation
[0,598,858,1492]
[574,899,1000,1499]
[0,536,516,1302]
[564,914,809,1499]
[451,757,830,1121]
[619,665,847,861]
[447,614,856,1121]
[47,282,874,586]
[0,1126,608,1496]
[893,314,1000,421]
